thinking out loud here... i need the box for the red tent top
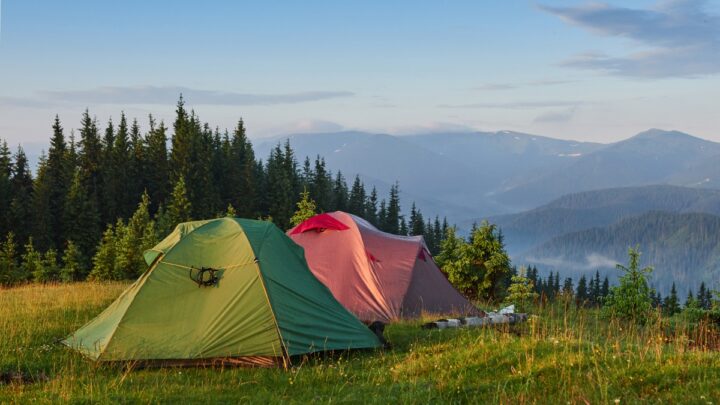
[289,213,351,235]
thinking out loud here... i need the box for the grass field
[1,283,719,404]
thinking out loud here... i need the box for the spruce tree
[385,182,401,234]
[409,202,425,236]
[332,171,349,212]
[562,277,574,296]
[698,282,709,310]
[9,146,34,247]
[663,283,681,316]
[60,241,85,282]
[348,175,366,217]
[32,153,54,251]
[114,192,157,279]
[291,188,317,227]
[365,187,379,225]
[265,144,294,230]
[377,200,388,231]
[88,224,118,281]
[576,275,588,306]
[399,216,408,236]
[44,116,71,248]
[145,116,169,213]
[167,177,193,226]
[0,233,18,285]
[226,119,257,218]
[22,239,44,283]
[77,110,104,233]
[309,156,332,212]
[0,140,11,237]
[64,170,101,267]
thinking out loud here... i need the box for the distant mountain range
[256,129,720,220]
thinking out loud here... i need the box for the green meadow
[1,282,719,404]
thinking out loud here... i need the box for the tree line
[0,97,448,285]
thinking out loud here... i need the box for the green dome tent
[63,218,381,367]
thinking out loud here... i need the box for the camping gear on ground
[287,212,480,323]
[63,218,382,367]
[421,305,528,329]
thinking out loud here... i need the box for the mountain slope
[496,129,720,209]
[488,185,720,254]
[519,211,720,294]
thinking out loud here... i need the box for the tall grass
[1,283,719,404]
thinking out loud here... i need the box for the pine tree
[145,116,169,213]
[462,221,512,300]
[590,271,601,305]
[291,188,317,227]
[698,282,709,310]
[504,266,539,312]
[22,239,44,283]
[601,276,610,301]
[347,175,366,217]
[37,249,60,283]
[576,275,588,306]
[114,192,158,279]
[685,289,697,309]
[332,171,349,212]
[0,233,19,285]
[9,146,34,247]
[76,110,104,235]
[436,226,464,277]
[265,144,295,230]
[310,156,332,212]
[167,177,193,226]
[225,203,237,217]
[0,140,11,238]
[105,112,132,220]
[377,199,388,231]
[562,277,574,296]
[385,183,401,234]
[60,241,85,282]
[64,170,101,267]
[127,118,146,209]
[32,153,54,251]
[44,116,71,249]
[409,202,425,236]
[226,119,257,218]
[603,247,654,322]
[88,224,119,281]
[399,216,408,236]
[365,187,379,225]
[663,283,681,316]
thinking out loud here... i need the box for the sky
[0,0,719,147]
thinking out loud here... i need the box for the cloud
[540,0,720,77]
[0,96,57,109]
[525,253,619,270]
[41,86,354,105]
[389,122,478,135]
[439,100,582,109]
[534,106,578,123]
[473,79,574,91]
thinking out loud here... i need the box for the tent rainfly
[288,212,479,323]
[63,218,381,367]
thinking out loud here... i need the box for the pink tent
[288,211,479,323]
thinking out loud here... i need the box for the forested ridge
[0,97,447,284]
[524,211,720,293]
